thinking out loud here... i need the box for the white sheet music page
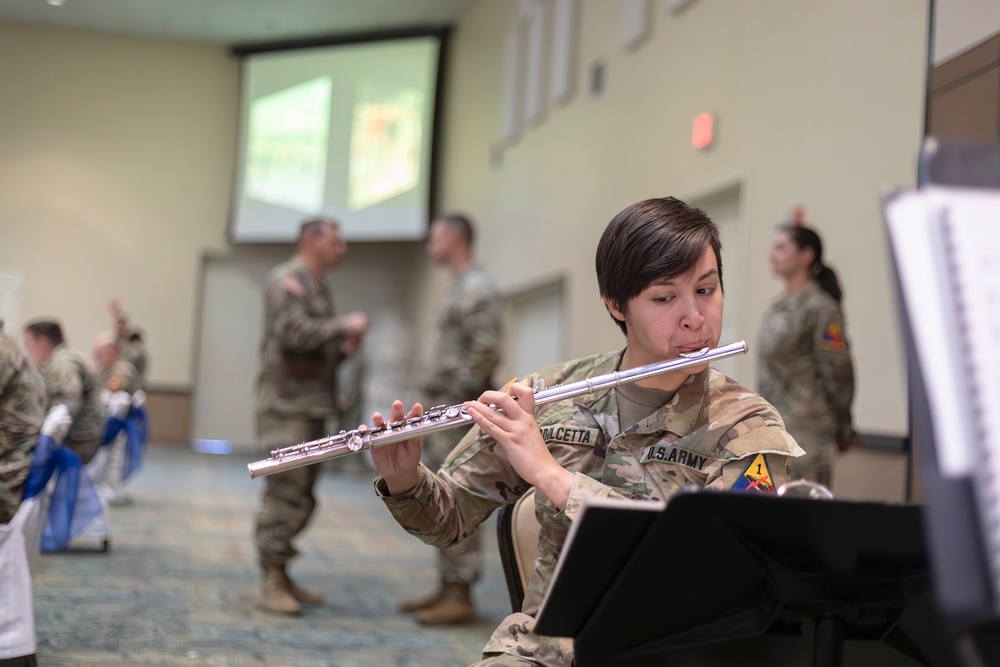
[884,190,978,478]
[937,186,1000,598]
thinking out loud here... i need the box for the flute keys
[444,406,460,419]
[347,434,364,452]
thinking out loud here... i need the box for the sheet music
[938,187,1000,597]
[886,184,1000,604]
[884,190,978,477]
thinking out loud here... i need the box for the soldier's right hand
[370,400,423,496]
[342,312,369,337]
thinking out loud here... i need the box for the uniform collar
[574,348,708,438]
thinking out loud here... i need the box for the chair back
[496,487,540,613]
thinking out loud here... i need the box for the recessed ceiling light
[47,0,65,6]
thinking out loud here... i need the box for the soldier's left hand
[370,400,424,495]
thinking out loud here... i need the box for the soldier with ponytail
[757,210,857,486]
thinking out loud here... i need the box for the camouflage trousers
[476,614,575,667]
[254,411,327,567]
[0,451,31,524]
[423,425,482,585]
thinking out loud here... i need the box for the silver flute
[247,340,747,479]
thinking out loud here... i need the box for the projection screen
[230,34,443,243]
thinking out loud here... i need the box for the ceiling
[0,0,471,46]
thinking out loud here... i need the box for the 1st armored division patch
[819,321,846,353]
[731,453,775,493]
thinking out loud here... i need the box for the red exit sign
[692,112,714,149]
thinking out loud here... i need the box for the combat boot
[259,564,301,615]
[282,566,323,605]
[414,582,475,625]
[398,584,445,613]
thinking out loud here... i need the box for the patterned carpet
[32,445,511,667]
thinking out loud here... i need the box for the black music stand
[535,491,941,667]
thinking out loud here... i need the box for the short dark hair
[437,213,474,247]
[596,197,723,335]
[24,319,65,347]
[297,217,339,250]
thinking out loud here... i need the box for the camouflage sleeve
[811,306,855,445]
[267,281,345,352]
[454,291,502,395]
[376,427,528,549]
[375,465,487,549]
[46,360,84,416]
[0,354,13,390]
[709,417,798,493]
[561,473,634,522]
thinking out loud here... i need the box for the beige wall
[935,0,1000,63]
[0,22,238,388]
[435,0,929,436]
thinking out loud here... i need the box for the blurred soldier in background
[93,330,142,506]
[397,213,503,625]
[93,330,139,395]
[758,221,856,486]
[0,319,45,525]
[23,320,105,465]
[109,300,148,387]
[253,217,368,615]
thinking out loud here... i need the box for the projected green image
[246,77,332,213]
[348,84,423,211]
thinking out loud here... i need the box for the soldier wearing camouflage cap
[397,213,503,625]
[370,197,804,667]
[23,320,106,465]
[758,223,856,486]
[0,320,45,525]
[253,217,368,615]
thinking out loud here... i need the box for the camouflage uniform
[377,350,803,667]
[115,312,147,387]
[0,323,45,524]
[43,344,106,464]
[423,266,503,585]
[98,358,139,395]
[757,281,855,479]
[120,338,147,387]
[255,256,352,567]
